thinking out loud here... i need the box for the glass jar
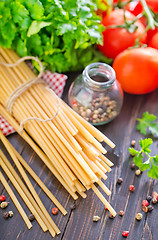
[68,62,123,126]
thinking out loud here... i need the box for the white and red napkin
[0,70,67,136]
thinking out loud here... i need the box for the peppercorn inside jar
[68,62,123,125]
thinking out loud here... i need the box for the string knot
[0,56,59,132]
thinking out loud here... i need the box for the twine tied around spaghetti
[0,56,60,132]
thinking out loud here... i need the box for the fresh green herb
[136,112,158,137]
[0,0,112,73]
[129,138,158,179]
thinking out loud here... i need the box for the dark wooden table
[0,72,158,240]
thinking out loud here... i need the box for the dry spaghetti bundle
[0,48,116,217]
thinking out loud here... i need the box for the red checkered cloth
[0,71,67,136]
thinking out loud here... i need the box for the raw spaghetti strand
[0,171,32,230]
[0,48,116,217]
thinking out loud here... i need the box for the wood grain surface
[0,72,158,240]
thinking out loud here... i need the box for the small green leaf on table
[137,112,158,137]
[129,138,158,180]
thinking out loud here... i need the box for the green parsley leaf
[27,21,52,37]
[147,162,158,179]
[133,153,143,168]
[129,148,139,156]
[149,123,158,137]
[0,3,11,23]
[11,2,31,30]
[137,112,158,137]
[141,161,150,171]
[139,138,153,153]
[0,0,112,73]
[27,34,43,56]
[1,22,16,48]
[13,38,28,57]
[129,138,158,180]
[25,0,44,20]
[152,154,158,165]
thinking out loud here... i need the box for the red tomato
[112,47,158,94]
[125,1,147,26]
[114,0,158,13]
[96,0,110,17]
[147,27,158,42]
[125,1,143,16]
[148,32,158,49]
[123,0,158,27]
[98,9,147,59]
[146,0,158,13]
[113,0,158,42]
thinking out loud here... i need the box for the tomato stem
[107,11,143,33]
[134,24,150,48]
[140,0,155,30]
[133,0,158,47]
[114,0,133,9]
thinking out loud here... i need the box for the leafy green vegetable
[27,21,52,37]
[137,112,158,137]
[129,138,158,179]
[0,0,112,73]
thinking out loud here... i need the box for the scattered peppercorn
[131,140,136,147]
[148,205,154,212]
[52,207,59,215]
[119,210,124,216]
[130,163,136,170]
[8,211,14,217]
[142,200,149,207]
[93,216,100,222]
[152,191,158,199]
[28,214,35,222]
[0,195,6,202]
[152,191,158,201]
[129,185,135,192]
[142,205,148,213]
[135,213,143,221]
[109,213,115,219]
[152,197,157,204]
[117,177,123,184]
[146,195,152,202]
[135,169,141,176]
[0,201,8,209]
[122,231,129,238]
[3,212,9,219]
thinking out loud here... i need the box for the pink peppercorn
[122,231,129,237]
[71,99,77,107]
[0,195,5,202]
[142,200,149,207]
[129,185,135,192]
[152,191,158,199]
[52,207,59,215]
